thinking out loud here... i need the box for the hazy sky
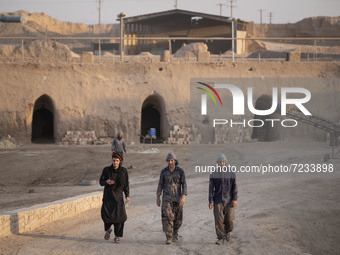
[1,0,340,25]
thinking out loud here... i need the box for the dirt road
[0,141,339,254]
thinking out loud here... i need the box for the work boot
[215,239,223,245]
[173,230,179,242]
[166,238,172,244]
[172,235,179,243]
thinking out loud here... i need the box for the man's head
[117,132,123,139]
[112,152,123,168]
[166,152,178,168]
[216,154,227,166]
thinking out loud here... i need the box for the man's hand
[209,202,213,210]
[106,179,115,185]
[156,195,161,207]
[231,200,237,207]
[126,197,130,205]
[179,195,186,206]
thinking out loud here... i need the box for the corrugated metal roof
[123,9,247,24]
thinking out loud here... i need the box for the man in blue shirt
[209,154,238,245]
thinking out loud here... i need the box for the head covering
[216,154,227,163]
[112,152,123,162]
[166,152,178,165]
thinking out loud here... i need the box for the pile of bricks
[190,124,201,144]
[214,125,252,143]
[60,131,98,145]
[168,125,191,145]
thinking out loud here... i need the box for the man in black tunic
[99,152,130,243]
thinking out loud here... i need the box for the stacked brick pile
[60,131,98,145]
[214,125,252,143]
[168,125,191,145]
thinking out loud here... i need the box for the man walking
[111,132,126,158]
[157,153,187,244]
[99,152,130,244]
[209,154,238,245]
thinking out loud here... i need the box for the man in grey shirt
[111,132,126,158]
[156,153,187,244]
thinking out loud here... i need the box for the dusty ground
[0,140,339,254]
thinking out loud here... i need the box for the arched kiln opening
[32,94,55,143]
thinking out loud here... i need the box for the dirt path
[0,141,339,254]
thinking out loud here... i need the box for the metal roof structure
[123,9,248,26]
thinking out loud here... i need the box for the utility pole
[97,0,102,25]
[226,0,236,17]
[217,3,225,16]
[117,12,126,61]
[258,9,264,25]
[268,12,274,24]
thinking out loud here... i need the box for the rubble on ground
[174,43,209,58]
[0,135,17,149]
[0,39,79,58]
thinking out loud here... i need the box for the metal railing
[0,36,339,64]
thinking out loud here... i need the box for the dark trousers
[104,222,125,237]
[213,203,235,239]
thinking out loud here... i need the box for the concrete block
[0,213,14,236]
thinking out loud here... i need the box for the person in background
[111,132,126,158]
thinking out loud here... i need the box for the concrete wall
[0,61,339,144]
[0,192,102,237]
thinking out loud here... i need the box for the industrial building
[122,9,248,55]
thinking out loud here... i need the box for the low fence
[0,36,339,64]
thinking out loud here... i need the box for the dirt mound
[295,16,340,37]
[0,21,43,37]
[0,135,17,149]
[0,39,79,58]
[255,16,340,38]
[0,10,118,36]
[174,43,208,58]
[139,51,154,56]
[246,40,267,54]
[0,45,16,57]
[261,41,340,54]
